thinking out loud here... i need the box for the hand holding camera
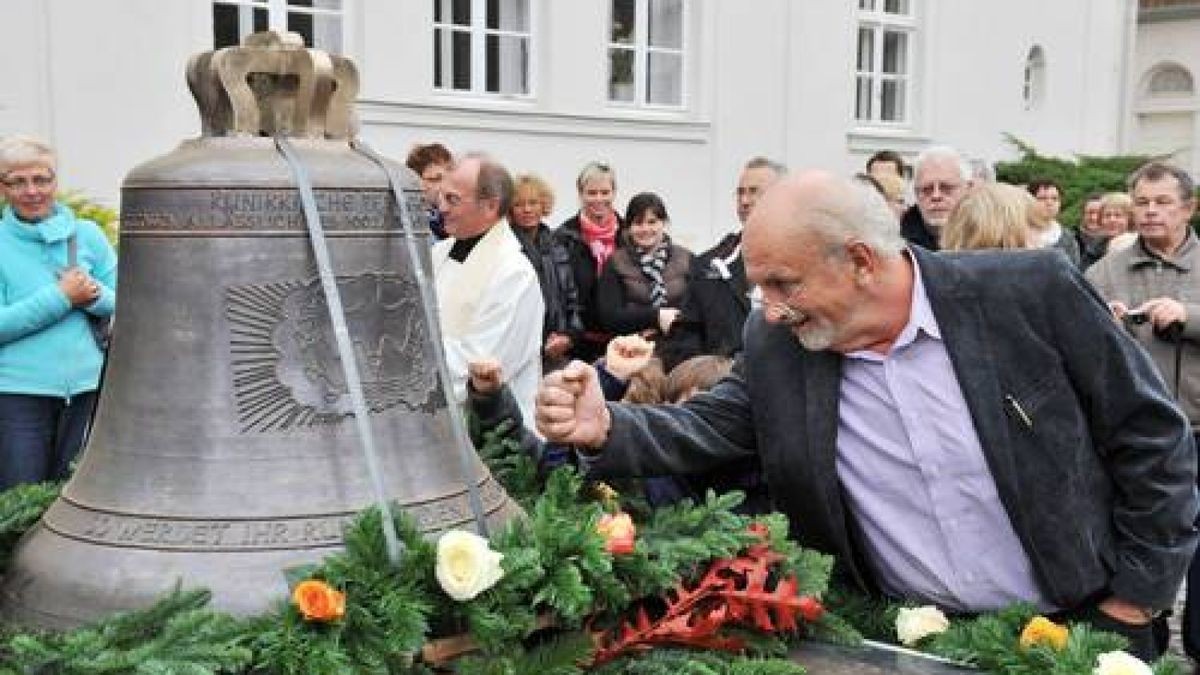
[1125,297,1187,340]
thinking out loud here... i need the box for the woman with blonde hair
[0,135,117,489]
[942,182,1040,251]
[554,161,623,361]
[1098,192,1139,256]
[509,173,581,370]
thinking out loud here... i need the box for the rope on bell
[352,140,490,538]
[275,136,405,566]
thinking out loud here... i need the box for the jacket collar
[1127,230,1198,272]
[2,203,75,243]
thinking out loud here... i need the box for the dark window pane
[487,0,528,31]
[609,47,635,101]
[884,0,909,14]
[485,34,529,94]
[611,0,635,44]
[881,79,905,121]
[452,0,470,25]
[882,30,906,74]
[253,6,268,32]
[288,10,313,46]
[213,4,241,48]
[453,30,471,89]
[290,0,312,6]
[434,27,472,89]
[434,0,470,25]
[647,51,682,105]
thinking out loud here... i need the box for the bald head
[746,170,905,256]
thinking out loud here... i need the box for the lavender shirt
[837,257,1053,612]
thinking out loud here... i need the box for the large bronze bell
[1,32,522,629]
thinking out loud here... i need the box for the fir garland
[828,590,1188,674]
[0,425,1184,674]
[0,462,833,673]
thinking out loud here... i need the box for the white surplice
[433,222,544,424]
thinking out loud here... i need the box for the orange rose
[596,512,637,556]
[293,579,346,622]
[1019,616,1069,651]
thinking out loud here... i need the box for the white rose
[895,606,950,646]
[435,530,505,602]
[1093,650,1152,675]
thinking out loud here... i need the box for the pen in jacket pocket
[1005,394,1033,429]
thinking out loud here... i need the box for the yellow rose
[1019,616,1069,651]
[895,606,950,646]
[435,529,505,602]
[1093,650,1153,675]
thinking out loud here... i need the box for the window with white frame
[608,0,686,107]
[1022,46,1046,110]
[433,0,532,96]
[854,0,915,125]
[213,0,343,53]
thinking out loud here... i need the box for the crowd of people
[2,127,1198,667]
[416,141,1200,667]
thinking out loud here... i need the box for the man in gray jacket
[537,170,1197,662]
[1085,161,1200,661]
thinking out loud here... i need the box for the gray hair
[0,134,56,176]
[914,145,971,182]
[1127,161,1196,202]
[744,156,787,176]
[811,177,907,258]
[461,151,515,217]
[576,161,616,193]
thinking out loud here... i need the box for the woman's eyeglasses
[1,173,55,189]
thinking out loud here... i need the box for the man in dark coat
[536,171,1198,663]
[660,157,785,370]
[899,145,972,251]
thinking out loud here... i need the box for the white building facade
[1,0,1142,249]
[1129,0,1200,177]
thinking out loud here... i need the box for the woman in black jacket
[595,192,692,341]
[509,173,584,372]
[554,161,623,361]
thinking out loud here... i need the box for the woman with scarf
[554,161,624,361]
[595,192,692,341]
[0,135,117,490]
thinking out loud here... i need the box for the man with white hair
[536,170,1196,662]
[900,145,972,251]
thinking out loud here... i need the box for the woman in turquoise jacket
[0,135,116,490]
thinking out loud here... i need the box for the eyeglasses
[1,172,55,189]
[439,192,471,208]
[747,289,801,322]
[916,181,962,198]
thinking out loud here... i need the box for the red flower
[798,596,825,622]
